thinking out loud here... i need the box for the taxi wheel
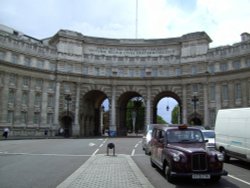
[164,163,174,183]
[150,158,157,168]
[211,176,221,182]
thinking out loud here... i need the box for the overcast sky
[1,0,250,47]
[1,0,249,123]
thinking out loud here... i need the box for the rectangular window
[47,113,54,125]
[176,68,181,76]
[36,79,43,89]
[22,91,29,105]
[232,61,241,70]
[191,66,197,75]
[24,57,31,66]
[8,89,15,104]
[21,111,28,124]
[34,93,41,106]
[192,84,198,93]
[49,63,56,70]
[209,83,216,101]
[48,94,54,107]
[33,112,40,124]
[64,83,71,93]
[12,54,18,64]
[208,64,215,73]
[220,63,228,71]
[246,58,250,67]
[23,76,30,87]
[0,51,6,60]
[222,85,229,101]
[9,74,16,85]
[37,60,43,68]
[235,83,242,100]
[7,111,14,124]
[48,81,55,90]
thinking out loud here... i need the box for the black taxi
[150,124,227,182]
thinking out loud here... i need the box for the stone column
[215,83,221,111]
[72,83,80,136]
[0,73,9,126]
[145,85,151,126]
[41,82,48,127]
[110,85,116,136]
[203,84,209,127]
[182,85,187,124]
[14,75,22,126]
[54,81,60,128]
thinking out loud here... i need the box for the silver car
[202,130,216,148]
[142,129,153,155]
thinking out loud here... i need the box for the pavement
[56,154,154,188]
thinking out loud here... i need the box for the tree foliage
[171,105,180,124]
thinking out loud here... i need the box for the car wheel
[164,163,174,183]
[150,158,157,168]
[221,149,230,162]
[211,176,221,182]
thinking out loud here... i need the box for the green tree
[157,115,167,124]
[171,105,180,124]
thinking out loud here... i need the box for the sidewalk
[56,154,154,188]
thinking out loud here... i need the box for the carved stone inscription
[85,46,178,56]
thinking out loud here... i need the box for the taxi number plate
[192,174,211,179]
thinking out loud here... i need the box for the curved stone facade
[0,24,250,137]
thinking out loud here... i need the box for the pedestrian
[59,127,64,136]
[3,127,10,139]
[44,129,48,138]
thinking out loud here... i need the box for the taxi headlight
[217,153,224,161]
[173,153,181,162]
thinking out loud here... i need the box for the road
[0,138,249,188]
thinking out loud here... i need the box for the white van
[215,108,250,162]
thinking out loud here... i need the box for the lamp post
[192,93,199,124]
[65,94,72,116]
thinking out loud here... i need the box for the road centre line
[131,149,135,156]
[99,144,103,147]
[228,174,250,186]
[92,149,99,156]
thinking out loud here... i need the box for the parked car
[215,108,250,162]
[202,130,216,149]
[150,124,227,183]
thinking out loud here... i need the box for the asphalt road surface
[0,138,249,188]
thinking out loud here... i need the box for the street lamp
[65,94,72,116]
[192,93,199,125]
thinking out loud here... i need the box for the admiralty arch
[0,24,250,137]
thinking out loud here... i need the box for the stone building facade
[0,24,250,137]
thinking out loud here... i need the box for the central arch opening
[153,91,182,124]
[117,92,145,136]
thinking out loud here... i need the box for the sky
[0,0,250,47]
[0,0,249,123]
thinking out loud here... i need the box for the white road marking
[228,174,250,186]
[88,142,96,147]
[131,149,135,156]
[99,144,103,148]
[92,149,99,156]
[135,143,139,148]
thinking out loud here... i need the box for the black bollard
[107,143,115,156]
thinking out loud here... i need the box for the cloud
[0,0,249,46]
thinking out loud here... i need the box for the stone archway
[188,113,202,125]
[79,90,108,136]
[59,111,74,137]
[117,92,145,136]
[153,91,182,124]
